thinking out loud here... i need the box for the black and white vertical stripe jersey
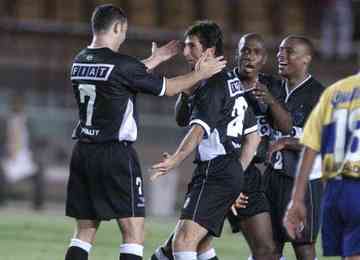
[70,47,166,143]
[189,69,257,162]
[272,75,325,177]
[233,69,284,163]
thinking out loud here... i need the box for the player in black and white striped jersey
[150,21,260,260]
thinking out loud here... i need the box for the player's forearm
[239,131,261,170]
[165,71,203,97]
[172,125,204,164]
[283,137,303,151]
[292,147,317,202]
[175,93,192,127]
[141,56,162,71]
[269,101,293,134]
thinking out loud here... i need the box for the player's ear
[112,21,120,34]
[262,52,268,66]
[204,47,216,57]
[304,54,312,66]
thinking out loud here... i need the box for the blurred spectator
[2,95,38,183]
[320,0,353,60]
[0,94,44,209]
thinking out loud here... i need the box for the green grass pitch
[0,210,337,260]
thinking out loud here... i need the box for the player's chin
[278,69,289,77]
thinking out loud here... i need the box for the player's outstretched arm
[150,125,204,181]
[164,51,226,96]
[142,40,180,70]
[283,146,317,239]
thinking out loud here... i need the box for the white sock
[280,256,286,260]
[69,238,92,253]
[198,248,216,260]
[120,243,144,257]
[247,255,254,260]
[173,251,197,260]
[155,247,169,260]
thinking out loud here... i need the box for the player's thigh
[117,217,145,244]
[173,219,208,251]
[74,219,100,244]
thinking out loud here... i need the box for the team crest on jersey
[71,63,114,81]
[227,78,243,97]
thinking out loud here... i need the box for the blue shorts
[321,178,360,257]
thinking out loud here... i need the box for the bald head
[240,33,265,48]
[236,33,267,79]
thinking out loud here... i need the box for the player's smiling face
[277,38,309,79]
[183,35,204,68]
[237,38,266,78]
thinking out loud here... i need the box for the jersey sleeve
[189,84,221,137]
[300,89,330,151]
[113,57,166,96]
[243,103,258,135]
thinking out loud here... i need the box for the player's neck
[89,36,119,52]
[287,72,309,90]
[239,74,257,89]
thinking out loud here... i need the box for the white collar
[284,74,312,103]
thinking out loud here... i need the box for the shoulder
[111,53,144,68]
[259,73,282,86]
[309,77,326,93]
[324,74,360,101]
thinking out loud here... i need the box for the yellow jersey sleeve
[301,89,331,151]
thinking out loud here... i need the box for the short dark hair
[184,20,223,56]
[91,4,127,33]
[285,35,314,56]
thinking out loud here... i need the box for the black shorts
[264,168,323,244]
[66,141,145,220]
[227,163,270,233]
[180,155,244,237]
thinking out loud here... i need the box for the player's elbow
[176,117,189,127]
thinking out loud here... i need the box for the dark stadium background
[0,0,359,216]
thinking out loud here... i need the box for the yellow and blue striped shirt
[301,74,360,179]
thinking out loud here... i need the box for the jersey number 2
[227,96,247,137]
[79,84,96,126]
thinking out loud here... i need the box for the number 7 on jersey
[79,84,96,126]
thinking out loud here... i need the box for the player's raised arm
[164,53,226,96]
[252,81,292,134]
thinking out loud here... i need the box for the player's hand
[252,82,275,105]
[283,199,306,239]
[267,138,287,162]
[151,40,180,63]
[150,152,178,181]
[196,49,227,79]
[230,192,249,216]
